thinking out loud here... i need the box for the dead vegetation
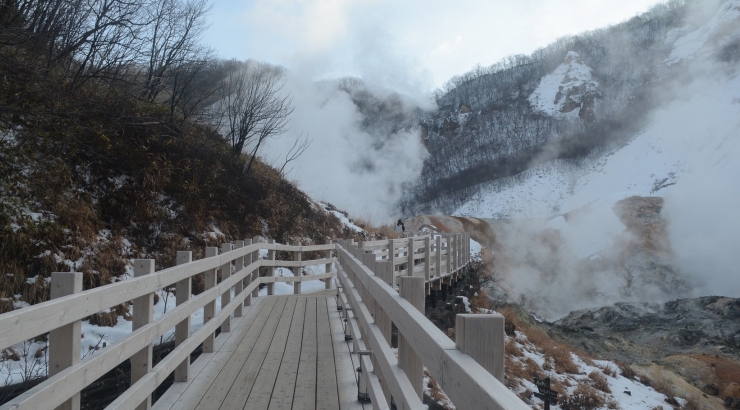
[0,27,349,315]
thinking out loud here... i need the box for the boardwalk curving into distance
[154,291,363,410]
[0,233,529,410]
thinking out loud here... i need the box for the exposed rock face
[528,51,601,121]
[556,296,740,359]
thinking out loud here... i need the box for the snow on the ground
[258,265,334,296]
[509,330,671,410]
[469,237,483,262]
[455,64,740,261]
[528,51,599,119]
[317,202,365,233]
[667,0,740,64]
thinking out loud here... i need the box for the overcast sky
[203,0,666,91]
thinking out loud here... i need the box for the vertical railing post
[445,235,452,275]
[203,247,218,352]
[398,276,425,399]
[49,272,82,410]
[234,240,244,317]
[451,234,458,272]
[388,238,396,287]
[268,239,276,295]
[174,251,192,382]
[407,237,414,276]
[244,239,253,306]
[374,261,393,344]
[293,242,302,294]
[424,236,431,282]
[467,233,471,265]
[325,240,333,290]
[435,236,442,278]
[220,242,232,333]
[251,237,260,299]
[458,233,463,269]
[456,313,506,383]
[132,259,154,410]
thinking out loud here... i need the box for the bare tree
[274,132,311,176]
[141,0,211,101]
[166,52,221,121]
[216,61,294,174]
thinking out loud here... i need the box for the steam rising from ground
[478,1,740,319]
[662,76,740,299]
[263,74,430,223]
[492,68,740,320]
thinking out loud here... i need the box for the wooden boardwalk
[154,291,365,410]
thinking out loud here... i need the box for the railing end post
[455,313,505,384]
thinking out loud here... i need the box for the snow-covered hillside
[453,0,740,318]
[528,51,600,120]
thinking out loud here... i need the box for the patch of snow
[528,51,598,118]
[469,238,483,262]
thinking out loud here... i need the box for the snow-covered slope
[667,0,740,64]
[454,2,740,317]
[528,51,600,120]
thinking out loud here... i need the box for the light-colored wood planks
[292,297,317,410]
[316,297,339,410]
[201,297,289,410]
[241,297,299,409]
[268,297,307,410]
[191,297,282,410]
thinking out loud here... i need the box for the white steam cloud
[262,73,430,223]
[661,73,740,298]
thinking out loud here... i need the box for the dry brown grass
[505,337,523,357]
[616,360,636,380]
[560,384,606,410]
[424,370,452,408]
[469,288,494,311]
[524,326,580,375]
[589,370,612,393]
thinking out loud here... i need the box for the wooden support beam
[398,276,425,400]
[49,272,83,410]
[203,247,218,353]
[233,241,244,317]
[456,313,505,383]
[131,259,154,410]
[174,251,192,382]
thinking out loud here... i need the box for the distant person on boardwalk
[395,219,405,232]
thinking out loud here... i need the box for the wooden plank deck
[154,291,367,410]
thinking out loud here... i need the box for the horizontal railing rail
[352,233,471,293]
[0,238,335,410]
[336,237,529,410]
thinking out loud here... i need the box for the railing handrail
[336,236,529,410]
[0,242,334,349]
[0,239,336,410]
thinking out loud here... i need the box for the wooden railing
[355,233,471,295]
[335,237,529,410]
[0,239,335,410]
